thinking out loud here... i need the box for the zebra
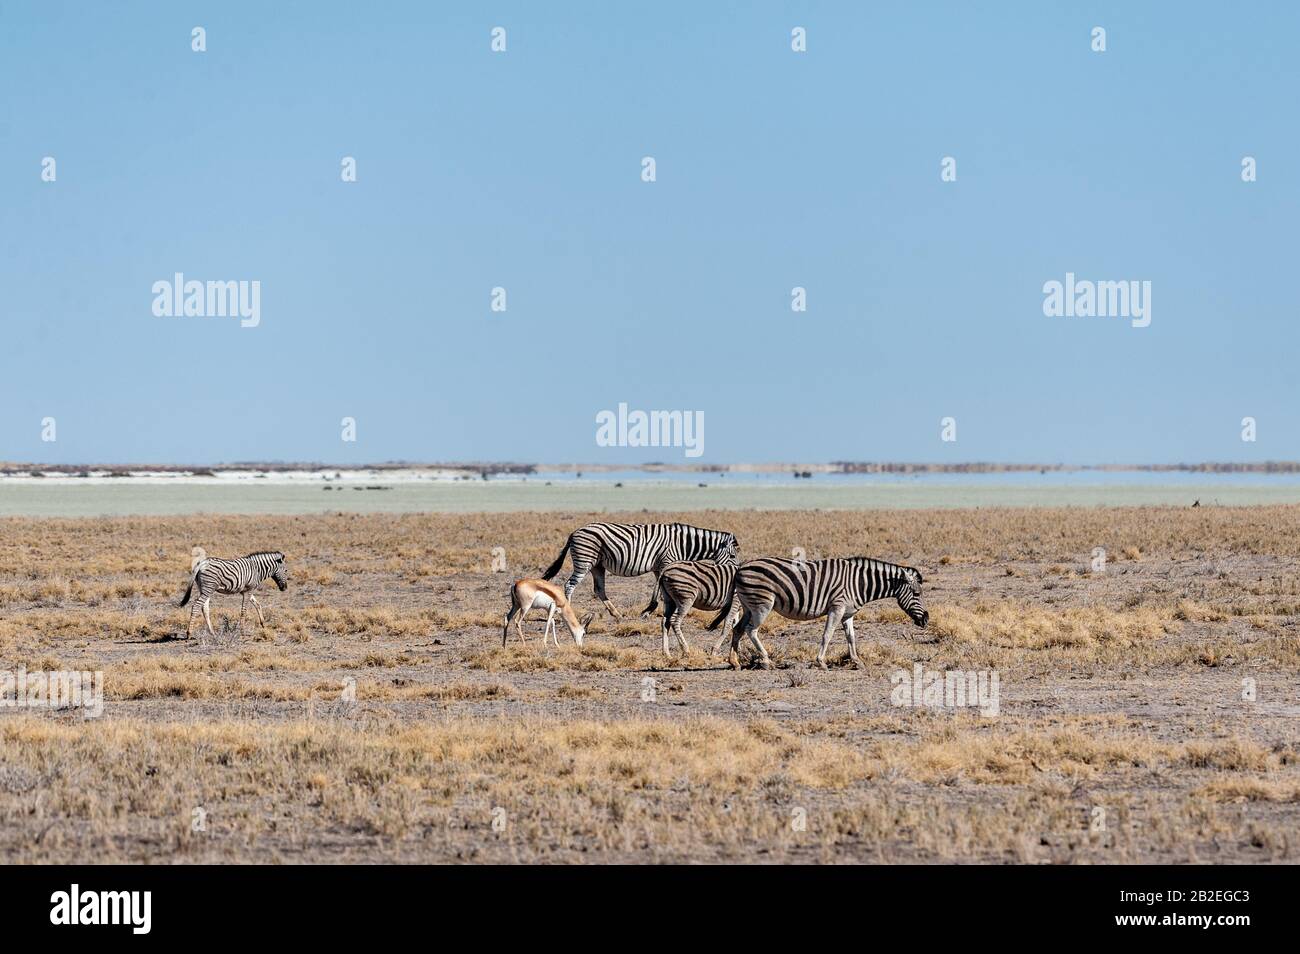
[541,522,739,619]
[178,550,288,640]
[707,556,928,671]
[654,560,741,657]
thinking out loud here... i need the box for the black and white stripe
[654,560,739,656]
[711,556,928,670]
[542,522,739,619]
[178,550,288,639]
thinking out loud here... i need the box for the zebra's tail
[639,577,662,618]
[542,537,571,581]
[177,566,200,607]
[706,577,738,631]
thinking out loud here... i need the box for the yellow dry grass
[922,602,1174,650]
[1,713,1293,862]
[1,506,1298,862]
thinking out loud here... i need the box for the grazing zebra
[654,560,741,657]
[542,522,738,619]
[178,550,288,640]
[707,557,928,671]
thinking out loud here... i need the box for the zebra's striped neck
[243,552,283,579]
[847,557,910,603]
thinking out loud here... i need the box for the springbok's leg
[815,608,844,670]
[544,606,558,648]
[515,605,529,645]
[842,614,864,669]
[591,564,621,620]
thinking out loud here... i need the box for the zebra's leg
[639,577,661,619]
[672,596,694,656]
[186,593,202,640]
[249,594,268,628]
[200,597,217,640]
[660,594,676,655]
[239,594,248,638]
[731,604,771,670]
[713,608,745,656]
[563,555,593,602]
[591,564,621,619]
[841,614,865,669]
[745,627,772,669]
[815,608,845,670]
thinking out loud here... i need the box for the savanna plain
[1,506,1297,864]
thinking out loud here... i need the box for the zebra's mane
[244,550,284,560]
[850,556,911,576]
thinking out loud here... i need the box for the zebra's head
[711,535,740,567]
[892,566,928,628]
[268,552,289,591]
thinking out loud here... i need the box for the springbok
[503,579,593,648]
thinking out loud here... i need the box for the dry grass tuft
[925,602,1174,650]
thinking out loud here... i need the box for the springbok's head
[892,566,928,628]
[571,612,595,647]
[269,552,289,591]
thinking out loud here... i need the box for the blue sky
[1,1,1296,466]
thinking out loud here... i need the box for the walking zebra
[541,522,739,619]
[654,560,741,657]
[708,557,928,671]
[178,550,289,640]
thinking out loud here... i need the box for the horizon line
[5,461,1300,474]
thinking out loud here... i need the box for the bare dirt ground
[1,507,1297,863]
